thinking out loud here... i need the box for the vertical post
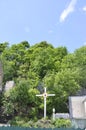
[36,87,55,119]
[44,96,46,118]
[53,108,55,120]
[45,87,46,93]
[44,87,46,118]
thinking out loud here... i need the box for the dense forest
[0,41,86,126]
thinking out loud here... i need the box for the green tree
[53,69,80,112]
[43,69,80,113]
[1,40,85,122]
[0,42,9,54]
[74,46,86,88]
[29,41,54,78]
[53,47,68,72]
[2,79,40,118]
[2,41,30,82]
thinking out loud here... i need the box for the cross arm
[36,94,43,96]
[47,94,55,96]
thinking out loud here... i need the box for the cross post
[36,87,55,119]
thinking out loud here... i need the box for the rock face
[0,61,3,92]
[5,81,15,92]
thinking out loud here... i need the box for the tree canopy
[0,41,86,122]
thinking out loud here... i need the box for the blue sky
[0,0,86,52]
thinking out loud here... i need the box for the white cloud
[24,26,30,33]
[83,42,86,45]
[48,30,53,34]
[60,0,77,22]
[83,6,86,12]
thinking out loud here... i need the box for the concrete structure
[52,108,69,120]
[55,113,69,119]
[69,96,86,129]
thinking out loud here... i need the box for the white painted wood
[36,87,55,118]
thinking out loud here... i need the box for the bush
[9,116,29,127]
[10,116,71,128]
[53,119,71,128]
[34,118,54,128]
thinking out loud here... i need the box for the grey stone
[5,81,15,91]
[55,113,69,119]
[69,96,86,129]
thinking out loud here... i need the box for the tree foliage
[0,41,86,123]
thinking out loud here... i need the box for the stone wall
[72,119,86,129]
[55,113,69,119]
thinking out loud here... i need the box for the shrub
[10,117,72,128]
[53,119,71,128]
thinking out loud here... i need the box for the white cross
[36,87,55,118]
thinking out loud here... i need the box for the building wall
[69,96,86,118]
